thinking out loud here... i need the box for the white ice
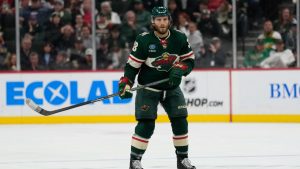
[0,123,300,169]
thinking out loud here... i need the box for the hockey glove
[118,77,133,99]
[169,62,188,87]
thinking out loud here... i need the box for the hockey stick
[26,78,169,116]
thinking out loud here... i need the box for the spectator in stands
[243,39,272,68]
[20,0,29,16]
[120,10,144,47]
[19,0,29,35]
[188,22,203,59]
[21,0,51,27]
[0,31,8,63]
[199,37,226,68]
[81,25,93,49]
[58,24,76,51]
[107,26,129,69]
[52,0,72,24]
[100,1,121,25]
[260,39,295,68]
[108,25,125,51]
[1,0,16,50]
[2,52,17,71]
[207,0,225,12]
[69,37,86,69]
[168,0,180,27]
[78,48,93,70]
[193,1,221,37]
[274,7,296,34]
[78,0,92,26]
[95,12,111,41]
[96,39,111,69]
[74,14,84,37]
[44,12,64,46]
[23,12,42,38]
[20,36,33,70]
[50,51,72,70]
[132,0,151,30]
[107,44,128,70]
[175,12,190,36]
[69,0,82,17]
[257,20,282,50]
[284,20,297,53]
[39,42,56,70]
[24,52,45,71]
[273,7,297,51]
[103,0,131,18]
[0,0,14,14]
[216,0,232,36]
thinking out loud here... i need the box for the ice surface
[0,123,300,169]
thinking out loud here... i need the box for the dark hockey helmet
[151,6,172,23]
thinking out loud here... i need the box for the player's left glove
[118,76,133,99]
[169,62,188,87]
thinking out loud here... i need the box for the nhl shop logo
[183,78,196,94]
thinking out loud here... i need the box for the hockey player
[118,6,196,169]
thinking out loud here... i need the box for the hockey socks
[171,117,189,158]
[130,120,155,160]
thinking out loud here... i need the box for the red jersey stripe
[180,52,194,60]
[129,55,144,63]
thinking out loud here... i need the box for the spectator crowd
[0,0,298,71]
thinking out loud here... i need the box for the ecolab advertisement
[1,72,133,116]
[0,71,229,116]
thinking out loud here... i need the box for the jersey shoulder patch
[171,29,188,42]
[139,32,150,36]
[173,29,186,36]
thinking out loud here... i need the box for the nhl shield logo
[183,78,196,94]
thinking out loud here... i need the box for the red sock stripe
[132,136,148,143]
[173,135,188,140]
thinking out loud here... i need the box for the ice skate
[177,157,196,169]
[129,159,143,169]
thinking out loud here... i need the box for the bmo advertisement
[232,70,300,114]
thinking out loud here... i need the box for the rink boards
[0,69,300,124]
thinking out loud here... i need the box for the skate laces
[132,160,143,169]
[181,158,194,168]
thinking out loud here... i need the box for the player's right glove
[169,62,188,87]
[118,76,133,99]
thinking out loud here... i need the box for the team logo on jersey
[140,104,150,111]
[148,44,156,52]
[151,52,179,72]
